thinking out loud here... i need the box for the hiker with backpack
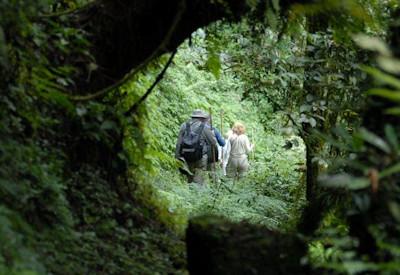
[175,110,217,184]
[226,122,254,179]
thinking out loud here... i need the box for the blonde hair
[232,122,246,135]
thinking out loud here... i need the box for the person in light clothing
[226,122,254,179]
[222,129,234,176]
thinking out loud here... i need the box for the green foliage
[290,0,391,42]
[1,0,399,274]
[308,39,400,274]
[124,25,308,235]
[0,0,186,274]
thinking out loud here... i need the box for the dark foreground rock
[186,215,308,275]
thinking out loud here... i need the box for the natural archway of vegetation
[1,1,400,275]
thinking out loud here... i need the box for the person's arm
[214,128,225,146]
[175,124,185,158]
[223,137,231,165]
[244,135,253,154]
[204,127,217,147]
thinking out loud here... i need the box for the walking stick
[209,108,217,184]
[220,110,224,166]
[251,128,255,161]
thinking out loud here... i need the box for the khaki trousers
[227,155,249,179]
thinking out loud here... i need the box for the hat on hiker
[191,109,208,119]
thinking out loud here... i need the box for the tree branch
[70,0,186,101]
[35,1,96,19]
[124,49,177,116]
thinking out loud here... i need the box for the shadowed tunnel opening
[2,1,399,274]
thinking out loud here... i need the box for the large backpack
[180,122,206,162]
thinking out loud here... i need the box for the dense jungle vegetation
[1,0,400,274]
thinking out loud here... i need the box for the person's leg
[237,156,249,178]
[193,154,208,185]
[187,162,196,183]
[192,168,204,184]
[227,157,240,179]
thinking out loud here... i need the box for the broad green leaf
[76,106,87,116]
[272,0,280,12]
[358,128,391,154]
[333,125,352,143]
[367,88,400,102]
[348,178,370,190]
[246,0,258,8]
[342,260,378,274]
[385,107,400,116]
[362,66,400,90]
[321,174,369,190]
[388,202,400,223]
[101,120,117,131]
[309,117,317,127]
[384,124,399,152]
[300,104,312,113]
[40,90,74,112]
[379,162,400,179]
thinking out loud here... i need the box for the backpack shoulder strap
[200,122,206,133]
[197,122,205,134]
[185,122,191,133]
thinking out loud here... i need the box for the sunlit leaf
[384,107,400,116]
[377,56,400,74]
[40,90,74,112]
[309,117,317,127]
[206,52,221,79]
[353,34,391,56]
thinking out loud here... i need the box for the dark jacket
[211,127,225,147]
